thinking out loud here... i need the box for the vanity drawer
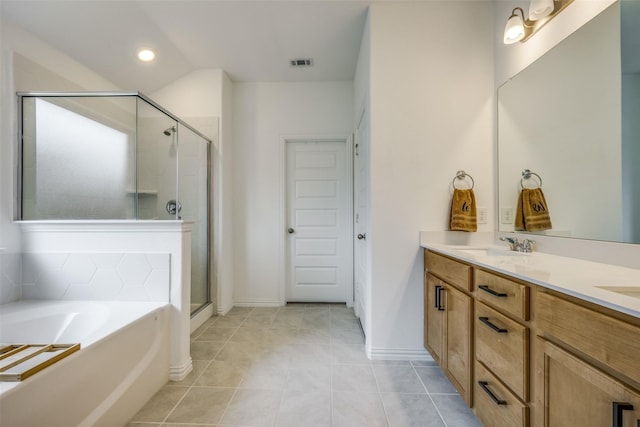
[474,361,529,427]
[475,269,529,321]
[537,291,640,386]
[476,302,529,401]
[425,251,472,291]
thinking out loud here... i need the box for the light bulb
[504,13,525,44]
[137,48,156,62]
[529,0,554,20]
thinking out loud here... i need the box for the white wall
[232,81,353,305]
[366,1,494,357]
[0,19,121,303]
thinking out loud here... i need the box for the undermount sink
[595,286,640,300]
[455,247,531,257]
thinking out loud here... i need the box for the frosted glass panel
[21,97,135,219]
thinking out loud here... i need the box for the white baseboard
[169,357,193,381]
[368,347,434,362]
[233,299,282,308]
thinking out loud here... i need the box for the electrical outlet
[477,207,487,224]
[501,207,514,224]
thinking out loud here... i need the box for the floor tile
[190,340,224,361]
[195,360,245,387]
[414,366,458,394]
[285,364,331,391]
[164,387,234,424]
[332,391,387,427]
[220,388,282,426]
[331,342,370,365]
[132,303,484,427]
[288,343,331,366]
[373,365,427,393]
[430,394,484,427]
[331,364,378,392]
[276,389,331,427]
[381,393,445,427]
[196,326,237,342]
[129,385,189,423]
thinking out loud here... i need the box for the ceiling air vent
[290,58,313,67]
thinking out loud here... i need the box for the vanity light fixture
[503,0,574,44]
[136,48,156,62]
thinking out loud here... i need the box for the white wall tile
[18,252,170,302]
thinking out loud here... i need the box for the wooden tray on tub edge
[0,343,80,381]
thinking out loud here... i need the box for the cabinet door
[425,273,444,364]
[446,284,473,406]
[537,338,640,427]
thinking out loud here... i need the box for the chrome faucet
[499,236,519,251]
[499,236,535,253]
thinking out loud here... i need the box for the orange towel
[449,189,477,232]
[515,188,552,231]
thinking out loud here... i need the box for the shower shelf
[0,343,80,381]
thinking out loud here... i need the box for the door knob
[357,233,366,240]
[287,228,295,234]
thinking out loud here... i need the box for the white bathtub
[0,300,170,427]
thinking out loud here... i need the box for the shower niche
[17,92,214,315]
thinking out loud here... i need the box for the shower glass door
[177,124,210,314]
[136,99,178,220]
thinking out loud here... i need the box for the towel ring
[520,169,542,189]
[452,170,474,190]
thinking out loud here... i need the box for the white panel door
[353,109,370,336]
[287,140,349,302]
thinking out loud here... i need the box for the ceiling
[1,0,375,93]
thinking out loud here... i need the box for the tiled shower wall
[0,252,170,303]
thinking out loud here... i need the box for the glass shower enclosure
[17,92,212,315]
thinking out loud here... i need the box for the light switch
[477,207,487,224]
[501,207,514,224]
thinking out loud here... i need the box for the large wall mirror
[498,0,640,243]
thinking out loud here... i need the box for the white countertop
[420,240,640,319]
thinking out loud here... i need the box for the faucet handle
[521,239,535,253]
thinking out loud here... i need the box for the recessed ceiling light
[137,48,156,62]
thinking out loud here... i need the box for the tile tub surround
[127,304,482,427]
[20,252,170,301]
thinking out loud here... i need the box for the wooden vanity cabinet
[424,251,473,406]
[537,337,640,427]
[474,269,531,427]
[535,290,640,427]
[423,249,640,427]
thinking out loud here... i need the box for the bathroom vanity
[421,241,640,427]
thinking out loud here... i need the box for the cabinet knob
[613,402,634,427]
[357,233,366,240]
[287,227,295,234]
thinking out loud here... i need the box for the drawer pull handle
[435,285,445,311]
[478,285,507,297]
[479,316,508,333]
[479,381,507,405]
[613,402,634,427]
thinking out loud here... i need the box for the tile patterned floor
[127,304,483,427]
